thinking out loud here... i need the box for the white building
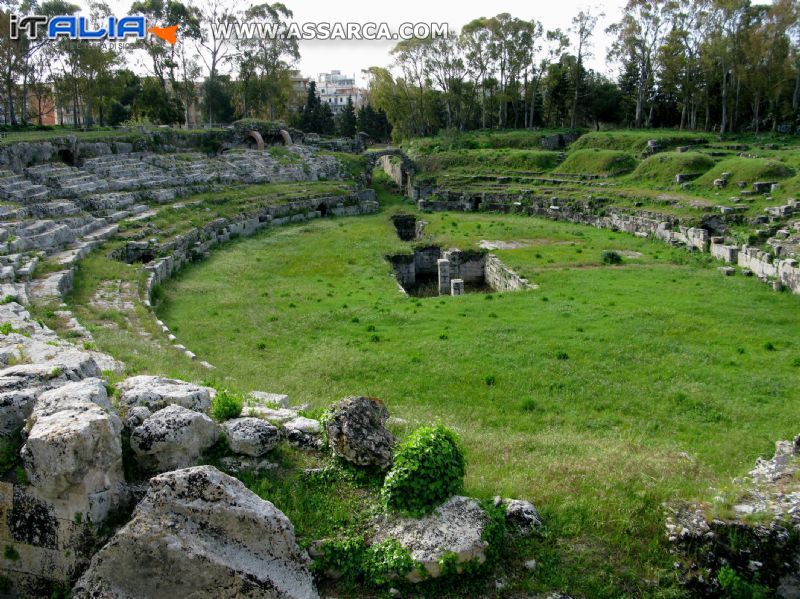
[317,70,365,115]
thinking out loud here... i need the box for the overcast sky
[95,0,629,83]
[287,0,628,83]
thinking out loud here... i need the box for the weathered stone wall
[417,192,800,294]
[0,301,126,595]
[710,240,739,263]
[142,190,379,300]
[387,255,416,288]
[443,250,486,284]
[379,155,405,188]
[413,246,443,276]
[738,245,779,279]
[485,255,534,292]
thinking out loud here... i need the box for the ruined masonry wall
[418,195,800,294]
[144,190,379,300]
[485,255,534,292]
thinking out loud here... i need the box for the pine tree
[317,101,336,135]
[337,97,357,136]
[299,81,320,132]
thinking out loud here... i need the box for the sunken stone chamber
[391,213,423,241]
[387,246,532,297]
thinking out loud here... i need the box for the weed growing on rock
[382,425,465,516]
[211,389,244,421]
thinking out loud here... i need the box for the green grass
[118,181,355,244]
[630,152,716,185]
[63,249,211,382]
[557,149,638,176]
[569,131,714,153]
[415,149,563,175]
[0,125,229,147]
[405,129,577,155]
[695,157,796,188]
[141,183,800,597]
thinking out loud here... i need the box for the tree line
[366,0,800,140]
[1,0,798,138]
[0,0,303,127]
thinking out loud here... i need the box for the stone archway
[364,148,416,188]
[57,148,76,166]
[247,130,265,150]
[279,129,293,146]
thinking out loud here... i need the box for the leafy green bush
[312,537,416,587]
[211,389,244,421]
[362,539,416,586]
[382,425,465,516]
[717,565,767,599]
[3,545,19,561]
[602,250,623,265]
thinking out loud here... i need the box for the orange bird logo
[148,24,179,45]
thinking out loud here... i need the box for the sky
[94,0,629,84]
[287,0,628,84]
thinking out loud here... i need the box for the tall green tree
[337,96,357,136]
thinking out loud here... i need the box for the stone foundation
[416,191,800,294]
[388,246,534,297]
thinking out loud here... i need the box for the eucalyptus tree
[518,19,543,129]
[659,0,708,129]
[391,37,432,136]
[460,17,494,128]
[421,31,466,129]
[235,2,297,119]
[569,8,602,128]
[196,0,235,124]
[607,0,672,128]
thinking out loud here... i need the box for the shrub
[211,389,244,421]
[3,545,19,561]
[362,539,415,586]
[382,425,466,516]
[717,565,767,599]
[312,537,415,587]
[0,432,22,473]
[602,250,623,265]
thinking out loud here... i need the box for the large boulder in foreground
[325,396,394,469]
[221,417,280,457]
[370,495,491,581]
[20,378,124,521]
[117,375,214,413]
[130,404,218,472]
[73,466,319,599]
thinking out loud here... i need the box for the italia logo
[9,14,179,44]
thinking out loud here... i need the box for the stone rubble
[325,396,395,469]
[73,466,319,599]
[370,496,491,582]
[221,416,281,457]
[117,375,215,413]
[667,435,800,595]
[129,404,219,472]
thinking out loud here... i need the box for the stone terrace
[0,143,356,291]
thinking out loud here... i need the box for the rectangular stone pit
[387,246,534,297]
